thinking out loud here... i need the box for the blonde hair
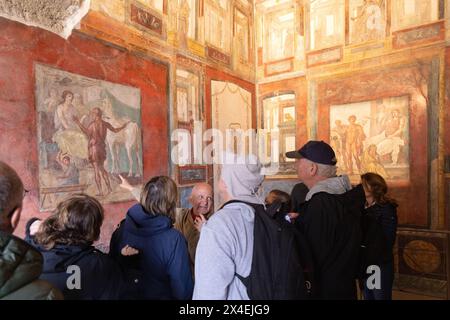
[140,176,178,223]
[35,194,104,249]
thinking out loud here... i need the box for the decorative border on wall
[178,165,207,185]
[306,46,343,68]
[126,0,166,40]
[393,20,445,50]
[264,58,294,77]
[206,45,231,66]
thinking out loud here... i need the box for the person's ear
[188,194,195,206]
[10,206,22,232]
[310,163,318,176]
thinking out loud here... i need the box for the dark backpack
[222,200,315,300]
[358,210,390,279]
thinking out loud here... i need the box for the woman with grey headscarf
[193,153,264,300]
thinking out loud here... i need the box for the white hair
[302,158,336,178]
[316,163,337,178]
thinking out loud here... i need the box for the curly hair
[140,176,178,223]
[34,194,104,249]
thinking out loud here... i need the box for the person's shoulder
[309,191,338,203]
[378,202,398,215]
[292,182,308,192]
[207,203,254,228]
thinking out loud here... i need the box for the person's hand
[121,245,139,256]
[29,220,42,236]
[118,174,133,191]
[193,214,207,232]
[287,212,299,223]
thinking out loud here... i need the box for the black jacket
[0,231,62,300]
[296,185,366,300]
[25,220,124,300]
[364,202,398,262]
[290,183,309,213]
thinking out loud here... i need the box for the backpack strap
[221,199,281,218]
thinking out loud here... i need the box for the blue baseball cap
[285,140,337,165]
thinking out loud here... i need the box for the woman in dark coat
[361,172,398,300]
[26,194,125,300]
[109,176,193,300]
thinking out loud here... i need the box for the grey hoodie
[305,175,352,200]
[193,154,264,300]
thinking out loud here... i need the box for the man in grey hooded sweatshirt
[286,140,365,300]
[193,153,264,300]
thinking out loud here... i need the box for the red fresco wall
[0,18,169,249]
[316,64,429,227]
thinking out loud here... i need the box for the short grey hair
[302,158,337,178]
[316,163,337,178]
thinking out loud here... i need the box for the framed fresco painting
[178,165,207,185]
[329,96,410,182]
[35,64,143,211]
[348,0,387,45]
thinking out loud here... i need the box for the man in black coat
[286,141,366,300]
[0,161,62,300]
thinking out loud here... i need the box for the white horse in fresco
[101,98,142,177]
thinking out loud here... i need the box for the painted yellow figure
[361,144,389,179]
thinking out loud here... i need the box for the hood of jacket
[121,204,173,248]
[305,175,352,201]
[220,152,265,204]
[36,243,95,274]
[0,231,43,298]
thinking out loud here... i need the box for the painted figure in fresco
[39,87,60,168]
[53,91,88,161]
[73,108,129,196]
[178,0,190,48]
[44,87,60,114]
[345,115,365,174]
[351,0,384,43]
[375,109,406,164]
[56,151,80,186]
[331,119,348,171]
[237,27,247,63]
[361,144,389,179]
[283,29,294,58]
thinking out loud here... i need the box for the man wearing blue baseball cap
[285,140,365,300]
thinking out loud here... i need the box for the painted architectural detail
[306,45,342,67]
[130,2,163,35]
[393,21,445,49]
